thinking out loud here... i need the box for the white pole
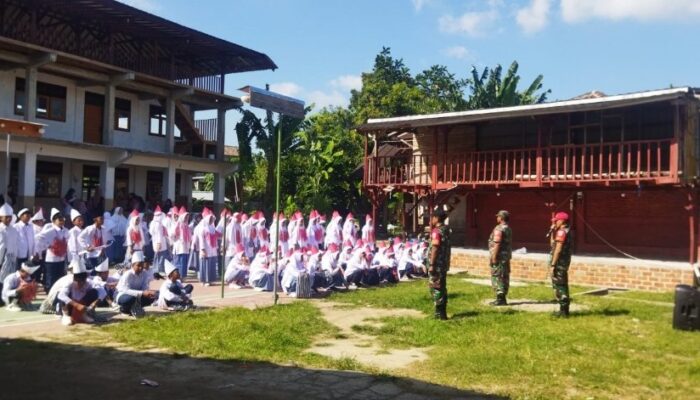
[5,133,10,199]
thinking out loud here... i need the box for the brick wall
[451,248,695,292]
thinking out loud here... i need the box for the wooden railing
[365,138,679,187]
[194,118,218,142]
[174,75,223,93]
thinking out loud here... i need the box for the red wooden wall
[463,188,691,261]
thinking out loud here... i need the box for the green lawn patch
[103,302,350,369]
[326,275,700,399]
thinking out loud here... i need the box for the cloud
[438,2,501,37]
[269,82,303,98]
[561,0,700,23]
[330,75,362,92]
[516,0,551,34]
[116,0,161,13]
[443,46,472,60]
[307,90,349,109]
[411,0,433,12]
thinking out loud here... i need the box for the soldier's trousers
[429,269,447,316]
[550,262,571,306]
[490,260,510,296]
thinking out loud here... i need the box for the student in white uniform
[224,244,250,289]
[318,243,346,290]
[149,206,172,274]
[269,212,289,256]
[344,246,368,287]
[194,208,219,286]
[0,203,20,289]
[249,246,274,291]
[324,211,343,249]
[79,214,112,272]
[67,209,84,263]
[342,213,357,247]
[57,258,101,325]
[34,208,69,291]
[14,208,36,266]
[30,208,45,236]
[221,211,242,268]
[114,251,158,318]
[361,214,375,251]
[170,207,192,280]
[157,259,194,311]
[2,262,40,311]
[125,210,147,261]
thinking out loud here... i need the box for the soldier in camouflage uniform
[488,210,512,306]
[428,208,451,320]
[549,211,572,317]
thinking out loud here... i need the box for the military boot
[489,294,508,306]
[555,303,570,318]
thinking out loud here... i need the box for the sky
[118,0,700,145]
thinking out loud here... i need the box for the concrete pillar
[70,162,82,199]
[133,169,147,199]
[179,171,192,209]
[101,162,115,211]
[24,67,37,121]
[213,172,225,213]
[163,162,176,203]
[165,96,175,154]
[61,160,72,197]
[18,149,37,209]
[103,84,115,146]
[216,108,226,161]
[0,146,7,199]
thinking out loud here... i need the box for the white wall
[0,69,169,153]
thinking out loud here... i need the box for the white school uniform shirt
[67,226,83,261]
[157,280,190,308]
[78,224,112,258]
[248,252,271,283]
[345,250,368,276]
[115,268,151,302]
[125,220,146,252]
[34,224,69,262]
[57,278,106,304]
[222,221,243,257]
[149,217,170,253]
[321,251,340,274]
[1,271,31,304]
[361,222,375,249]
[13,220,35,259]
[324,218,343,248]
[194,218,218,258]
[32,222,43,236]
[170,221,192,256]
[342,220,357,246]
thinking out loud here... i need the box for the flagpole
[273,119,281,305]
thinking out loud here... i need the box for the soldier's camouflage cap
[496,210,510,219]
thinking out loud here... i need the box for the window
[15,78,67,121]
[115,98,131,131]
[149,105,167,136]
[149,104,181,138]
[35,161,63,198]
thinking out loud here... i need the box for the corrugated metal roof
[359,87,695,132]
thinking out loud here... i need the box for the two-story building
[0,0,276,212]
[360,87,700,263]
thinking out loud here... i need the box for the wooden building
[359,88,700,262]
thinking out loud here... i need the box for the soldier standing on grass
[489,210,512,306]
[428,208,451,320]
[549,211,572,317]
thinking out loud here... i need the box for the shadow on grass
[451,311,481,320]
[0,338,508,400]
[568,308,631,318]
[506,300,558,306]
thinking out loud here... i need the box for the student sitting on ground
[2,262,40,311]
[92,258,118,308]
[157,260,193,311]
[248,246,274,292]
[115,251,158,318]
[57,258,101,325]
[399,247,424,279]
[224,244,250,289]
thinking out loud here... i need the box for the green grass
[102,302,362,370]
[326,275,700,399]
[101,276,700,399]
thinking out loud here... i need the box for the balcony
[365,138,680,189]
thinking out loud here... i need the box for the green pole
[273,119,281,305]
[220,204,226,299]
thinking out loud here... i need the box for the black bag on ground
[673,284,700,331]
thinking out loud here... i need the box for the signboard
[239,86,305,119]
